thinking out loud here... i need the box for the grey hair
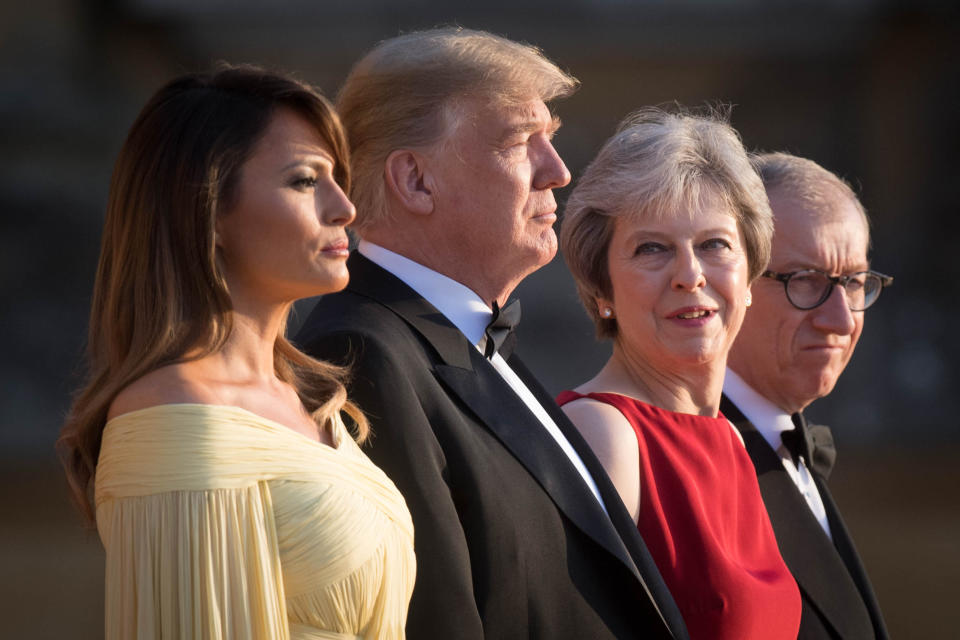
[753,152,870,238]
[337,26,579,233]
[561,106,774,339]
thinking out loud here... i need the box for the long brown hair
[58,64,368,524]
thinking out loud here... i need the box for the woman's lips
[321,238,350,257]
[667,307,717,326]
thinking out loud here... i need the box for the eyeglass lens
[786,271,882,310]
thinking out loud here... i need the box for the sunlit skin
[591,202,752,415]
[217,108,356,309]
[366,96,571,307]
[563,200,752,521]
[109,108,355,444]
[727,189,868,414]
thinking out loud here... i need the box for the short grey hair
[561,106,774,339]
[753,152,870,237]
[338,27,579,233]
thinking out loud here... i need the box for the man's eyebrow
[502,115,563,139]
[548,115,562,135]
[777,261,872,274]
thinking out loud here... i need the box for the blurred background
[2,0,957,636]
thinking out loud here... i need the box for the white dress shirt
[358,240,607,512]
[723,368,833,538]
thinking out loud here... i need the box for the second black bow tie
[783,412,837,480]
[484,299,521,359]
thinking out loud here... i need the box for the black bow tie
[484,299,521,359]
[782,412,837,480]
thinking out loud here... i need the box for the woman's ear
[385,149,434,216]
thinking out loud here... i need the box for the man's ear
[385,149,434,216]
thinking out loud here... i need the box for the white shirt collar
[723,367,796,453]
[358,240,493,345]
[357,242,607,511]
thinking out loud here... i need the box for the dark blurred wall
[1,0,957,637]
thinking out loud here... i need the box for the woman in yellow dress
[57,65,415,639]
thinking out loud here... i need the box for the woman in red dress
[558,107,800,640]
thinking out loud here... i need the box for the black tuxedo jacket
[296,254,688,640]
[720,395,888,640]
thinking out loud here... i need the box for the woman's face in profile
[215,107,356,305]
[600,200,750,372]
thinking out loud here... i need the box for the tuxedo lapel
[720,396,876,639]
[434,355,638,576]
[346,254,675,625]
[508,355,682,635]
[343,253,474,369]
[817,477,889,639]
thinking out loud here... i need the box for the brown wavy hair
[58,64,368,524]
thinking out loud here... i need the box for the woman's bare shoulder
[108,363,218,421]
[561,394,642,521]
[562,395,628,425]
[562,396,636,448]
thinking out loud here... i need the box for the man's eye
[792,273,821,285]
[845,276,866,292]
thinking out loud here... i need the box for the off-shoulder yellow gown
[95,404,415,640]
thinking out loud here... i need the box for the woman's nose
[671,247,706,291]
[320,181,356,226]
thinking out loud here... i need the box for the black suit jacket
[296,254,688,640]
[720,395,888,640]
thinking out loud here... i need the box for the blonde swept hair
[58,65,368,524]
[561,106,774,339]
[338,26,579,233]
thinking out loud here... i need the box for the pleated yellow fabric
[95,404,415,640]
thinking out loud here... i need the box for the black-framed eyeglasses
[762,269,893,311]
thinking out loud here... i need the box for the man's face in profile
[426,96,571,279]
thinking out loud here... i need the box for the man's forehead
[469,97,558,132]
[770,184,866,227]
[771,199,870,269]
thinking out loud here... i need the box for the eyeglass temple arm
[873,272,894,287]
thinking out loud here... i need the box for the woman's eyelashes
[290,174,318,190]
[700,237,732,251]
[633,241,667,256]
[290,158,337,191]
[631,237,735,259]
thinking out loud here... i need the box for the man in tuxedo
[296,28,686,640]
[723,152,891,639]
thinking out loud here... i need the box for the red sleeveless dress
[557,391,800,640]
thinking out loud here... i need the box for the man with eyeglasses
[722,152,890,640]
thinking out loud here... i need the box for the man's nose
[810,284,857,334]
[533,139,571,190]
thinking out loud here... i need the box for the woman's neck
[581,344,725,417]
[205,292,288,385]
